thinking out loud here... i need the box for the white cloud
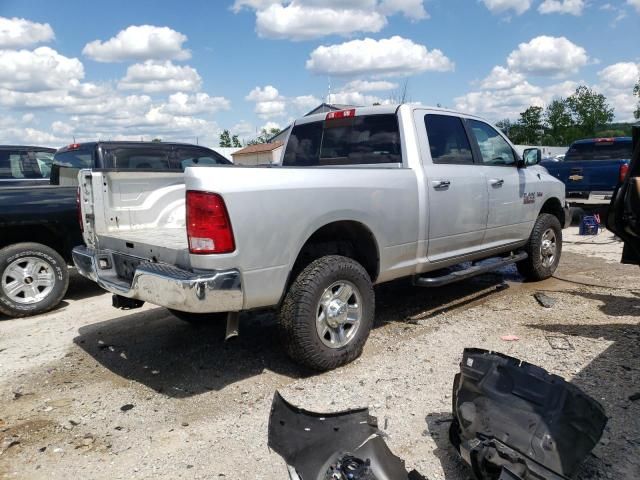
[246,85,281,102]
[82,25,190,62]
[507,36,588,77]
[306,36,454,77]
[245,85,288,118]
[261,121,283,132]
[0,17,54,48]
[0,47,84,92]
[231,120,256,137]
[292,94,321,112]
[596,62,640,121]
[328,91,388,105]
[118,60,202,93]
[480,66,524,90]
[160,92,230,115]
[481,0,531,15]
[379,0,429,20]
[598,62,639,90]
[628,0,640,13]
[342,80,398,92]
[538,0,585,15]
[236,1,428,40]
[255,4,386,40]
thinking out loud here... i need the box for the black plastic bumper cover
[268,391,423,480]
[450,348,607,480]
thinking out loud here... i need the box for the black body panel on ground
[449,348,607,480]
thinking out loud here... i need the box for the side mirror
[522,148,542,167]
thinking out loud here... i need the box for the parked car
[541,137,632,207]
[0,141,230,318]
[607,127,640,265]
[73,105,567,370]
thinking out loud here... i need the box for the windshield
[282,114,402,167]
[565,140,632,161]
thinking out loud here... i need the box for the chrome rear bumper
[72,246,243,313]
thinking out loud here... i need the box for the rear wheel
[279,255,374,371]
[517,213,562,281]
[0,243,69,318]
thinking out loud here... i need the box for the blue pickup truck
[541,137,632,206]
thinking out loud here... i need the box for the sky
[0,0,638,147]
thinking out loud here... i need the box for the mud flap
[450,348,607,480]
[268,391,424,480]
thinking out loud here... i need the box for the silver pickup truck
[73,105,567,371]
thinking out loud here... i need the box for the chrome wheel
[540,228,557,268]
[316,280,362,349]
[1,257,56,304]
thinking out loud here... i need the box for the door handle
[432,180,451,190]
[490,178,504,187]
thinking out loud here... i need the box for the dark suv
[0,141,230,318]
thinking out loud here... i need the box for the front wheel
[279,255,375,371]
[517,213,562,281]
[0,243,69,318]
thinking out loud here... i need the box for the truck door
[466,119,536,246]
[416,111,489,262]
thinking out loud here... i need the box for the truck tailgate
[79,169,189,267]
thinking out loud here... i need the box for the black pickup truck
[0,142,230,318]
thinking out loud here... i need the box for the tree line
[219,127,282,147]
[497,81,640,147]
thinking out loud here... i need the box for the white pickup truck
[73,105,567,370]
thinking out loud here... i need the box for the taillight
[76,186,83,232]
[620,163,629,183]
[186,191,235,254]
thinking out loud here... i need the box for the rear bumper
[72,246,243,313]
[566,191,614,206]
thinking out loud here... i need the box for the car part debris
[534,292,556,309]
[268,391,424,480]
[450,348,607,480]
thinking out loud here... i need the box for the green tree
[566,86,614,136]
[495,118,513,137]
[247,127,281,145]
[634,77,640,120]
[231,135,242,148]
[545,98,573,145]
[219,129,232,147]
[518,106,544,144]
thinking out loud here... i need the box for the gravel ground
[1,228,639,479]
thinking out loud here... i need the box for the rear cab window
[282,113,402,167]
[0,148,56,181]
[565,139,632,161]
[51,148,94,186]
[101,146,230,170]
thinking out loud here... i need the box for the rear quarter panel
[185,166,420,309]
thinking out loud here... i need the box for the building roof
[232,141,284,156]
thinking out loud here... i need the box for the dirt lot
[1,228,639,479]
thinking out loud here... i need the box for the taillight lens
[186,191,235,254]
[620,163,629,183]
[76,186,83,233]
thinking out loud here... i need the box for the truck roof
[295,103,486,126]
[0,145,56,152]
[572,137,631,144]
[56,141,215,153]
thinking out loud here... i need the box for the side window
[175,148,230,170]
[424,115,474,165]
[0,150,43,179]
[468,120,516,166]
[34,151,54,178]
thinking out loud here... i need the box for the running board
[413,252,528,288]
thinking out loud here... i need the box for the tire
[279,255,375,371]
[167,309,228,325]
[0,243,69,318]
[517,213,562,281]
